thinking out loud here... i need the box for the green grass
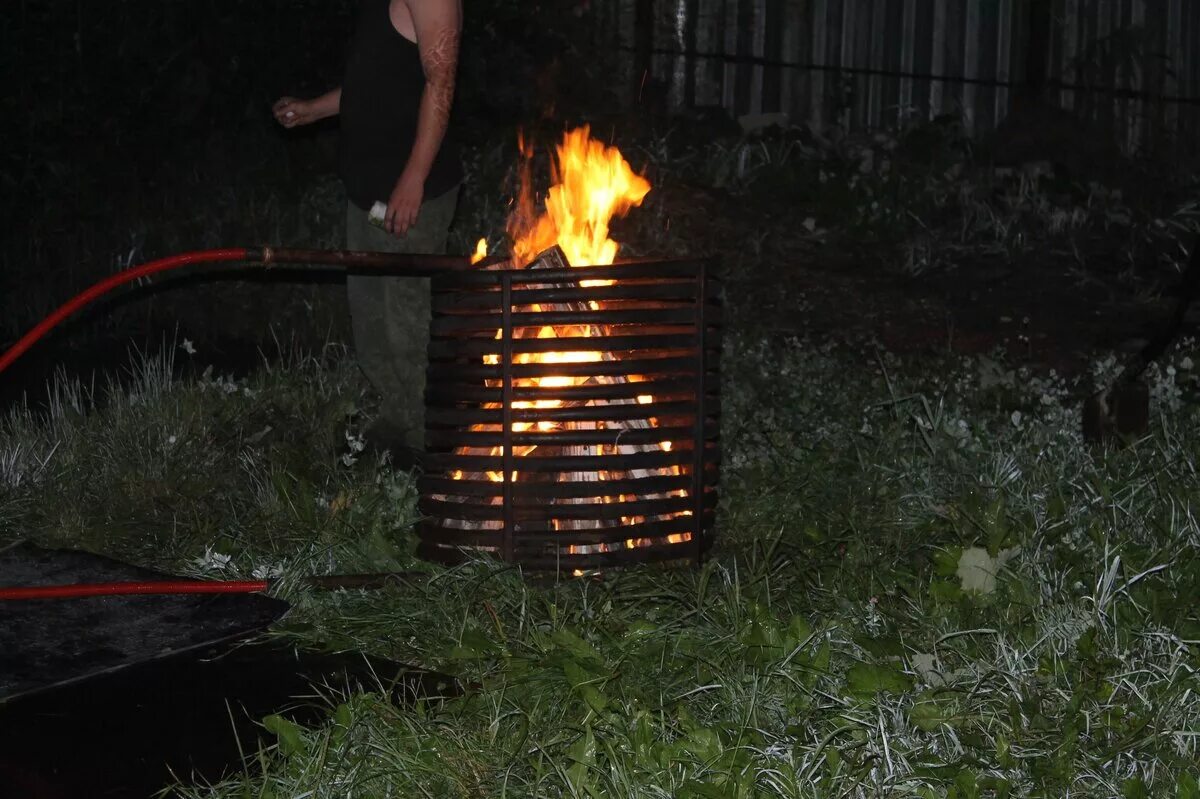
[5,23,1200,793]
[3,328,1199,798]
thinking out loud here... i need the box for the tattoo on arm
[420,27,460,126]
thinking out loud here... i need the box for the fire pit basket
[418,258,721,572]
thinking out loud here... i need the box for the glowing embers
[417,257,721,573]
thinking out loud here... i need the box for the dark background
[3,0,1199,410]
[0,0,621,397]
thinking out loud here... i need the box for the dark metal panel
[597,0,1198,148]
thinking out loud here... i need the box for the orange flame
[507,126,651,268]
[470,237,488,264]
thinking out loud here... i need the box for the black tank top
[339,0,462,210]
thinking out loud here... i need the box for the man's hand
[272,97,317,128]
[272,89,341,128]
[385,170,425,237]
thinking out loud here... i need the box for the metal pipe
[0,247,506,376]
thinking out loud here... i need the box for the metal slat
[417,511,715,546]
[421,492,711,524]
[426,354,703,382]
[421,447,716,474]
[431,306,701,334]
[426,377,701,404]
[420,473,693,500]
[427,398,700,426]
[420,260,720,573]
[428,333,699,359]
[425,422,717,449]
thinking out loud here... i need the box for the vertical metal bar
[1061,0,1080,110]
[1129,0,1147,153]
[995,0,1012,126]
[866,0,881,128]
[735,0,756,114]
[747,0,767,114]
[810,0,828,127]
[930,0,947,118]
[839,0,856,128]
[1165,0,1182,138]
[780,0,804,122]
[683,0,698,107]
[900,0,917,120]
[690,261,709,566]
[760,0,781,113]
[963,0,981,132]
[722,0,738,109]
[1097,0,1112,131]
[501,273,515,563]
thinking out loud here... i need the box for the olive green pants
[345,184,460,449]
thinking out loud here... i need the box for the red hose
[0,248,253,377]
[0,248,265,602]
[0,580,271,600]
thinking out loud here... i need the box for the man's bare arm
[384,0,461,235]
[272,88,341,128]
[404,0,461,185]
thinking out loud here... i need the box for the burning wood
[418,128,718,571]
[434,245,690,551]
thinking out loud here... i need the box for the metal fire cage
[417,258,721,572]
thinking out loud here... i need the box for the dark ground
[747,250,1166,371]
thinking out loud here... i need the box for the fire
[446,127,692,560]
[470,237,488,264]
[507,126,651,268]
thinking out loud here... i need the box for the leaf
[1177,772,1200,799]
[568,726,597,765]
[1121,777,1149,799]
[741,619,777,648]
[678,781,731,799]
[909,694,956,731]
[930,578,963,603]
[262,714,306,758]
[957,546,1000,594]
[982,497,1008,556]
[933,547,963,577]
[563,658,609,713]
[740,618,783,665]
[565,733,603,799]
[551,627,603,664]
[954,768,980,799]
[680,725,722,762]
[856,635,904,658]
[448,626,501,660]
[623,619,658,641]
[812,641,831,671]
[1076,626,1099,661]
[825,747,841,776]
[783,615,813,652]
[846,662,913,697]
[330,702,353,745]
[996,734,1015,769]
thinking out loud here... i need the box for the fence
[594,0,1200,153]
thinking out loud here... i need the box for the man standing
[273,0,463,464]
